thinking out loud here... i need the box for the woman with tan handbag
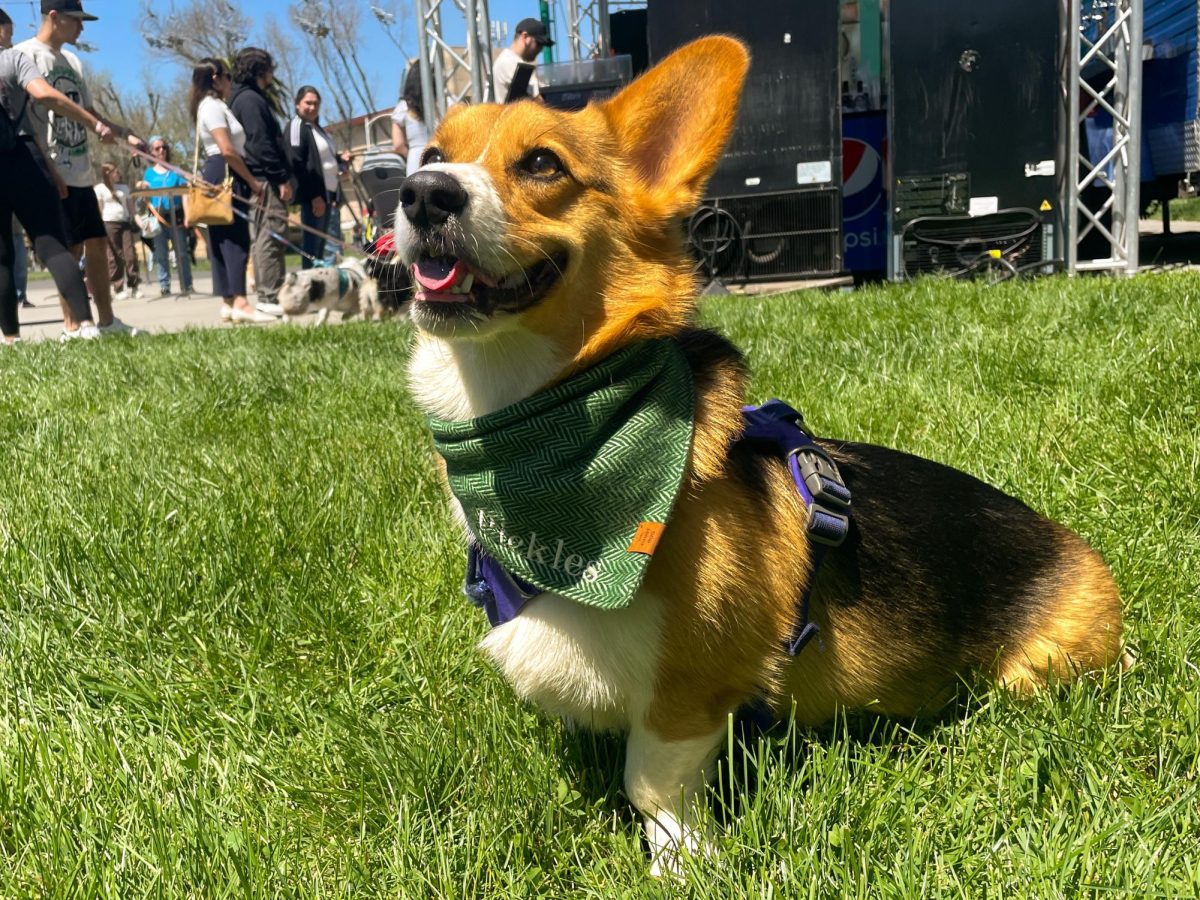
[189,57,274,324]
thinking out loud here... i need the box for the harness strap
[739,399,852,655]
[464,542,541,627]
[463,399,852,658]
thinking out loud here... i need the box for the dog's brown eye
[520,149,564,178]
[421,147,445,166]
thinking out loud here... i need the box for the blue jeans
[323,204,342,267]
[11,216,27,302]
[300,200,329,270]
[151,216,193,293]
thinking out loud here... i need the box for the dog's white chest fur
[410,330,665,728]
[479,589,664,731]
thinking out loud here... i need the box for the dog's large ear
[602,35,749,215]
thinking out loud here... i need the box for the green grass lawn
[1,274,1198,896]
[1167,197,1200,221]
[1147,196,1200,222]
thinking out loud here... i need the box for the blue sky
[2,0,565,114]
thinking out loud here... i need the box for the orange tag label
[627,522,666,556]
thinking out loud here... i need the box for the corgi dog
[396,37,1127,874]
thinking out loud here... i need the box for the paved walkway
[14,270,303,343]
[11,221,1197,344]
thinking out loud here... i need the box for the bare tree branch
[140,1,251,65]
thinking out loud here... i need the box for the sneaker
[114,288,131,301]
[130,286,142,299]
[98,318,141,337]
[255,302,284,317]
[220,305,233,322]
[60,323,102,342]
[230,305,278,324]
[19,297,34,309]
[160,288,172,298]
[2,336,20,346]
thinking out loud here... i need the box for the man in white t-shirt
[491,17,553,103]
[15,0,144,339]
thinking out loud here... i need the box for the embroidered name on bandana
[428,339,694,610]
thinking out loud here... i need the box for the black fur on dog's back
[674,327,1122,721]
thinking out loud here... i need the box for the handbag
[135,206,163,238]
[184,128,234,227]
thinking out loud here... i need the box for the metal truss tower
[563,0,608,60]
[562,0,645,61]
[1063,0,1143,274]
[415,0,495,128]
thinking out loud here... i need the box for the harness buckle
[740,399,856,659]
[791,445,851,547]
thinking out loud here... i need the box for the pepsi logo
[842,137,884,222]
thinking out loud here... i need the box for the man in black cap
[492,17,554,103]
[15,0,146,338]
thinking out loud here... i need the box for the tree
[290,0,384,129]
[262,15,302,105]
[90,69,193,181]
[132,0,407,132]
[139,0,250,64]
[138,0,290,116]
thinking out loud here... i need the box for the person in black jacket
[228,47,292,316]
[287,86,349,269]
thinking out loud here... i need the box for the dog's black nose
[400,170,468,228]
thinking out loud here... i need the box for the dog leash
[121,142,350,252]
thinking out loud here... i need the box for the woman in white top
[94,163,141,298]
[189,57,274,324]
[390,64,430,177]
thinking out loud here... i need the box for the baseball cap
[515,17,554,47]
[41,0,98,21]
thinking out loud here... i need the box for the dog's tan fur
[399,36,1126,873]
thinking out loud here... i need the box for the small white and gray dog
[278,259,392,325]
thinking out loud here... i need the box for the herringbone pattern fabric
[429,340,694,609]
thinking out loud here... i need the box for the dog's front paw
[645,813,714,879]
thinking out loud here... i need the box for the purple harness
[463,398,852,657]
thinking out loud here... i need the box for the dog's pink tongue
[414,257,466,292]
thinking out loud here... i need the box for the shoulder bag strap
[192,118,203,180]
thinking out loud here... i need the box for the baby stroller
[352,110,409,241]
[357,151,408,240]
[348,112,412,312]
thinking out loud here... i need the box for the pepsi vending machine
[839,0,888,280]
[842,111,888,279]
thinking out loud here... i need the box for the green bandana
[428,339,695,610]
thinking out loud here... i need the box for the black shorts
[61,184,107,245]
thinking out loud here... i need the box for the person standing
[228,47,292,318]
[0,8,30,311]
[287,86,349,269]
[14,0,140,339]
[491,18,553,103]
[390,63,429,176]
[137,137,193,297]
[94,162,140,298]
[191,57,275,325]
[10,219,28,307]
[1,36,115,344]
